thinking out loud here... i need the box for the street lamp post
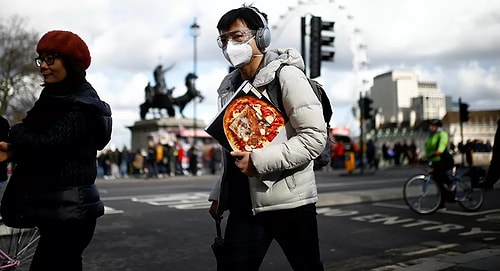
[190,18,200,143]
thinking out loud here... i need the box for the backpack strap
[267,64,287,121]
[317,82,333,125]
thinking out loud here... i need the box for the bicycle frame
[422,168,434,193]
[424,161,454,199]
[0,248,20,269]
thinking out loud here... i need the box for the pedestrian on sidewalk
[0,30,111,271]
[0,116,9,197]
[208,5,326,271]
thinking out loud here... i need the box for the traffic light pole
[301,16,306,75]
[359,92,365,174]
[459,97,464,166]
[358,94,374,174]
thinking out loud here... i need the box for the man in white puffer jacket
[208,5,327,271]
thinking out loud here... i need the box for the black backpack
[267,64,333,170]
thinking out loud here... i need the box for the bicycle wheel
[456,174,484,211]
[403,174,442,214]
[0,224,39,270]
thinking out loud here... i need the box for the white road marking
[402,243,459,256]
[131,192,210,210]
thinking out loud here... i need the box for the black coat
[0,116,9,182]
[1,81,112,224]
[485,119,500,184]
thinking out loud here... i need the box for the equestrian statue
[139,64,204,120]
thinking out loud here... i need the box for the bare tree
[0,15,40,123]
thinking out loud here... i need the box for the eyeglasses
[217,29,255,48]
[34,54,60,67]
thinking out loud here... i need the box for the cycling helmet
[430,119,443,127]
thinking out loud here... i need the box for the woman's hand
[0,142,11,162]
[0,142,9,152]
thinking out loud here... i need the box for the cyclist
[423,119,455,209]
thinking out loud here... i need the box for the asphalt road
[83,165,499,271]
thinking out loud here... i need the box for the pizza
[223,95,285,152]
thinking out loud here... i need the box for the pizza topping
[224,96,285,151]
[229,104,272,150]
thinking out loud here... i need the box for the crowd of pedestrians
[380,140,419,166]
[328,137,494,171]
[96,140,222,179]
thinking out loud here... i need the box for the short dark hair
[217,6,268,32]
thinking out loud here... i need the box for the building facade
[365,69,498,163]
[370,70,447,127]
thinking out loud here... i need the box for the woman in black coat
[0,116,9,190]
[0,30,112,271]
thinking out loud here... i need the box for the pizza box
[205,80,286,153]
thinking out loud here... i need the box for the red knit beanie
[36,30,91,70]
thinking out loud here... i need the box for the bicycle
[403,161,485,214]
[0,222,39,270]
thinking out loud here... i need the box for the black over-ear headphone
[247,7,271,51]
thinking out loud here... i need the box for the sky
[2,0,500,149]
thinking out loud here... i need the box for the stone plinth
[128,117,207,151]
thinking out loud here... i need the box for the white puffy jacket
[209,48,327,215]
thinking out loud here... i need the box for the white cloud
[2,0,500,147]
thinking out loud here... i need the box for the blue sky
[2,0,500,148]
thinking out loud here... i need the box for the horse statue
[172,73,205,118]
[139,68,205,120]
[140,84,176,119]
[139,64,176,120]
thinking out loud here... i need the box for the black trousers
[221,203,324,271]
[30,219,97,271]
[432,158,455,206]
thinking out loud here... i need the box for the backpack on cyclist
[267,64,334,170]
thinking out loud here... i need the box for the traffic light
[362,97,374,119]
[309,16,322,79]
[309,16,335,79]
[459,101,469,122]
[320,20,335,61]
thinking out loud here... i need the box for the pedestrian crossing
[102,192,212,214]
[129,192,211,210]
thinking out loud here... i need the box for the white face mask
[222,37,254,68]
